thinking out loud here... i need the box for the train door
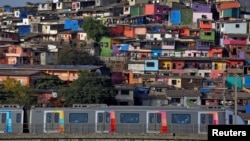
[198,112,215,134]
[44,111,64,133]
[0,111,12,133]
[0,112,7,133]
[95,111,110,133]
[147,111,166,133]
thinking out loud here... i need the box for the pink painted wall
[171,69,185,75]
[134,27,147,36]
[223,35,247,45]
[193,12,213,23]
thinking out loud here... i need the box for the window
[201,114,213,124]
[46,113,51,123]
[172,80,177,85]
[104,43,108,48]
[69,113,88,123]
[201,15,207,19]
[172,114,190,124]
[120,113,139,123]
[149,113,161,123]
[229,115,233,124]
[235,24,240,28]
[156,88,162,92]
[205,32,211,36]
[146,62,155,67]
[16,113,21,123]
[121,90,129,95]
[98,113,103,123]
[54,113,59,123]
[1,113,6,123]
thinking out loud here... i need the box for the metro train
[0,104,247,134]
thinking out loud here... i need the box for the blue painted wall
[64,19,84,31]
[145,60,158,71]
[19,11,36,19]
[244,76,250,88]
[18,25,31,37]
[134,87,149,98]
[170,10,181,25]
[4,6,11,12]
[151,49,162,58]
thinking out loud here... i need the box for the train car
[0,104,24,133]
[29,104,107,133]
[28,104,246,134]
[106,105,244,134]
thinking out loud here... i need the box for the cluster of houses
[1,0,250,119]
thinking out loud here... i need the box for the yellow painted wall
[159,60,172,70]
[168,78,181,88]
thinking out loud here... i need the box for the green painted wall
[226,76,242,89]
[180,8,193,25]
[100,36,112,57]
[200,30,215,41]
[130,6,145,17]
[222,8,239,18]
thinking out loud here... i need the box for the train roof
[0,104,23,109]
[30,104,230,112]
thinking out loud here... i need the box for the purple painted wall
[112,44,119,56]
[238,50,245,59]
[192,3,211,12]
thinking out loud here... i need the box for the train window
[208,114,213,124]
[98,113,103,123]
[16,113,21,123]
[1,113,6,123]
[69,113,88,123]
[172,114,190,124]
[106,113,110,123]
[120,113,139,123]
[149,113,154,123]
[201,114,206,124]
[46,113,52,123]
[229,115,233,124]
[54,113,59,123]
[157,113,161,123]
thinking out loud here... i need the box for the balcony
[196,45,210,50]
[224,39,247,45]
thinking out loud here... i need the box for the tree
[58,70,116,106]
[1,78,36,107]
[82,17,109,42]
[57,46,104,65]
[33,75,68,90]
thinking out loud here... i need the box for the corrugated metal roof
[217,1,240,11]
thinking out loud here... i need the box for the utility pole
[234,75,238,125]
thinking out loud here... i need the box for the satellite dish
[52,92,57,98]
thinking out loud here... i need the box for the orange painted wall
[211,70,225,78]
[209,48,223,57]
[179,28,190,36]
[124,26,135,38]
[199,20,212,29]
